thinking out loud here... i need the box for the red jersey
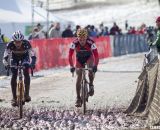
[69,38,99,67]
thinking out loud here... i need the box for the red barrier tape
[31,36,112,71]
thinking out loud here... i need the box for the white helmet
[12,31,24,41]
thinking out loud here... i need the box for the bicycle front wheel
[18,82,24,119]
[82,81,88,114]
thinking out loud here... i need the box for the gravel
[0,106,147,129]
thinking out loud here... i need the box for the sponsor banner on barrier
[31,38,72,71]
[31,36,111,71]
[94,36,112,58]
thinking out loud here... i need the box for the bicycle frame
[10,64,25,119]
[7,60,33,118]
[18,67,25,118]
[78,67,92,114]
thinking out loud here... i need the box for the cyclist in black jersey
[3,31,36,107]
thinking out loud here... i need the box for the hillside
[52,0,159,30]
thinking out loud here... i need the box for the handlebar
[6,65,34,76]
[71,67,94,77]
[9,65,25,69]
[76,68,93,71]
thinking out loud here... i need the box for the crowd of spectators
[0,21,157,44]
[28,21,157,41]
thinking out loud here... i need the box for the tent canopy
[0,0,67,23]
[0,0,74,38]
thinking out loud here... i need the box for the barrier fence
[113,34,148,56]
[0,43,6,76]
[31,36,111,71]
[0,34,149,75]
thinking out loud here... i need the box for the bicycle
[76,66,94,114]
[7,61,33,119]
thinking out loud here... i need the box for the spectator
[36,23,43,31]
[146,26,156,46]
[62,24,73,38]
[36,23,46,38]
[99,28,104,36]
[110,22,121,35]
[98,26,109,36]
[125,20,128,30]
[0,29,10,43]
[99,22,104,31]
[28,27,39,40]
[89,25,97,37]
[137,23,147,34]
[28,27,45,40]
[48,22,61,38]
[74,25,81,37]
[128,27,136,34]
[98,22,104,36]
[46,23,54,38]
[137,27,145,34]
[104,26,109,36]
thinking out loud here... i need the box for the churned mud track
[0,54,147,129]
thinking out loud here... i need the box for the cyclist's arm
[69,43,75,67]
[91,43,99,66]
[26,40,37,63]
[152,30,160,46]
[28,48,36,59]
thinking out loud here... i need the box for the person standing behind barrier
[0,28,10,44]
[146,26,156,47]
[28,27,39,40]
[74,25,81,37]
[62,24,74,38]
[110,22,121,35]
[150,16,160,53]
[125,20,128,31]
[48,22,61,38]
[88,25,97,37]
[3,31,36,107]
[69,28,99,107]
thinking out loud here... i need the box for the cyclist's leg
[22,58,31,102]
[75,62,83,107]
[10,60,18,106]
[23,68,31,102]
[87,58,94,96]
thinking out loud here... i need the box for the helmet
[12,31,24,41]
[156,16,160,23]
[77,28,88,38]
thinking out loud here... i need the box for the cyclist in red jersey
[69,28,99,107]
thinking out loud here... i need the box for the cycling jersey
[69,37,99,67]
[3,40,35,62]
